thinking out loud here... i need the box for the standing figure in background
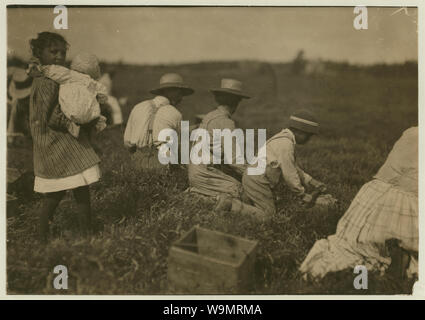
[7,68,33,144]
[99,69,123,126]
[300,126,418,280]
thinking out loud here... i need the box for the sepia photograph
[5,4,419,296]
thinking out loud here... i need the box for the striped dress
[29,76,100,192]
[299,127,418,279]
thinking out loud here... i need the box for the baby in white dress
[29,52,107,137]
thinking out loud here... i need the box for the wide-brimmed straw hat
[9,68,33,100]
[150,73,194,96]
[288,110,319,134]
[210,78,250,99]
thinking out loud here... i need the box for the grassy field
[6,61,418,294]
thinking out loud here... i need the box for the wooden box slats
[167,226,258,294]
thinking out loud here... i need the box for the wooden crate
[167,226,258,294]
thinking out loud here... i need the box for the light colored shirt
[124,95,182,149]
[374,126,418,194]
[262,128,312,195]
[152,96,182,144]
[42,64,107,124]
[197,105,246,175]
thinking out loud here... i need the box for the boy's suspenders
[147,99,160,148]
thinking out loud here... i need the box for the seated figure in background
[188,78,250,199]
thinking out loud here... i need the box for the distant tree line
[323,60,418,78]
[7,55,418,79]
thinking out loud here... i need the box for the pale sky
[7,6,418,65]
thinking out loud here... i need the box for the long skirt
[299,179,418,279]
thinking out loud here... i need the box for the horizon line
[7,54,418,68]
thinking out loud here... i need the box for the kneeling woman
[300,127,418,279]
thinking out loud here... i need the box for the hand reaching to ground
[302,190,321,209]
[314,194,338,207]
[310,179,327,193]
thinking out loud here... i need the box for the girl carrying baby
[28,32,101,242]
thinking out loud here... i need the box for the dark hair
[289,126,312,136]
[213,91,242,108]
[29,32,69,58]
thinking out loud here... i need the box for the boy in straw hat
[124,73,194,171]
[187,78,250,199]
[215,110,328,221]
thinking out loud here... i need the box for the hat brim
[289,122,319,135]
[9,84,31,100]
[210,88,250,99]
[150,84,194,96]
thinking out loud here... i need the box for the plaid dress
[300,127,418,279]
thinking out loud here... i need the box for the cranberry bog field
[6,61,418,294]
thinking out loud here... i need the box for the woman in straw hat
[215,110,328,221]
[187,78,250,199]
[300,126,418,280]
[124,73,194,171]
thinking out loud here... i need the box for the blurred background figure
[291,50,306,75]
[98,69,113,95]
[7,67,33,145]
[98,67,125,127]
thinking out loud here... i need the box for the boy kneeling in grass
[215,110,330,221]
